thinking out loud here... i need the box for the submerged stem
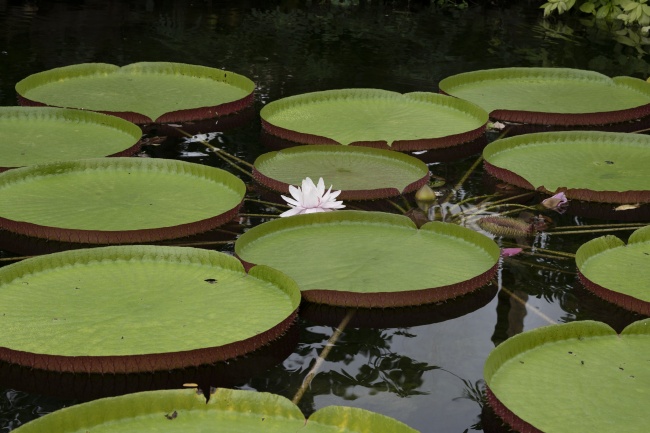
[548,226,645,235]
[386,199,407,214]
[501,242,576,259]
[501,286,556,325]
[245,197,291,209]
[238,213,281,218]
[172,126,255,174]
[551,222,645,230]
[442,155,483,204]
[292,310,355,405]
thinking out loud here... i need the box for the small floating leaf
[615,203,640,211]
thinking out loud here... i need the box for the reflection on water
[1,1,649,432]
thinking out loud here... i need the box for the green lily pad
[16,62,255,124]
[235,211,500,307]
[483,131,650,204]
[253,145,430,200]
[0,158,246,244]
[0,246,300,373]
[484,319,650,433]
[576,225,650,315]
[260,89,488,150]
[0,107,142,171]
[439,67,650,125]
[12,388,419,432]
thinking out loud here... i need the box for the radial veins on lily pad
[253,145,430,200]
[12,388,420,433]
[0,157,246,244]
[439,67,650,125]
[16,62,255,123]
[0,245,301,373]
[235,211,500,308]
[260,88,488,150]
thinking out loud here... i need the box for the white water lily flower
[280,177,345,217]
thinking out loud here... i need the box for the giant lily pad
[0,107,142,171]
[484,319,650,433]
[253,145,430,200]
[576,225,650,316]
[16,62,255,124]
[0,246,300,373]
[12,388,419,432]
[235,211,500,307]
[260,89,488,150]
[0,158,246,244]
[482,131,650,204]
[439,67,650,125]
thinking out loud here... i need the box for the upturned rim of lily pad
[0,107,143,171]
[300,284,498,328]
[484,319,650,433]
[0,158,246,244]
[483,131,650,204]
[235,211,500,308]
[11,388,420,433]
[16,62,255,124]
[439,67,650,126]
[252,145,430,200]
[0,324,300,401]
[576,225,650,316]
[260,88,488,151]
[0,246,301,374]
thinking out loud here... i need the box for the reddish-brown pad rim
[0,323,300,401]
[251,168,429,202]
[299,284,498,328]
[485,386,543,433]
[0,201,243,245]
[0,139,143,173]
[578,271,650,317]
[0,311,298,374]
[18,93,255,125]
[487,103,650,126]
[483,160,650,204]
[439,68,650,126]
[261,119,486,151]
[240,258,498,308]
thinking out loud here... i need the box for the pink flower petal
[501,248,523,257]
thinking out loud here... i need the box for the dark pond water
[0,1,649,432]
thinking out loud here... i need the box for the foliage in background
[541,0,650,27]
